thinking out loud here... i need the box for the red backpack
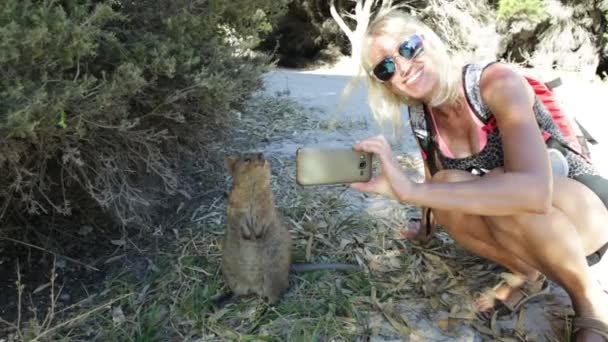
[523,75,593,159]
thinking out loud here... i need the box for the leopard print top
[408,61,598,178]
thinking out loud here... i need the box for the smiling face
[368,34,439,102]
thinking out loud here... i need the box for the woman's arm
[404,63,553,216]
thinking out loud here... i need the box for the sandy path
[263,67,420,155]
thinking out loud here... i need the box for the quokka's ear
[225,156,238,174]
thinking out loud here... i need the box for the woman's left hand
[350,135,414,201]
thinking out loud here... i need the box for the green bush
[602,11,608,77]
[0,0,287,228]
[497,0,548,22]
[259,0,349,68]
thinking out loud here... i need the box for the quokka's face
[225,153,271,185]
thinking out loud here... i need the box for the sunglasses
[372,34,424,82]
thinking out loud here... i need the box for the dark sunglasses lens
[399,35,423,59]
[373,58,395,81]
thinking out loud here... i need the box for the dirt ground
[1,58,606,341]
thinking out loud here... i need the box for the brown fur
[221,153,292,304]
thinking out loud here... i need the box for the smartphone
[296,147,373,186]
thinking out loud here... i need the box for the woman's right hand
[350,135,415,202]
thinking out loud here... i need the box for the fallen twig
[30,293,133,342]
[0,235,99,271]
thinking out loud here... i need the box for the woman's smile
[404,66,424,86]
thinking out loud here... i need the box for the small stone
[78,225,93,236]
[112,306,126,326]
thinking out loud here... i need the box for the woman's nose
[394,55,412,78]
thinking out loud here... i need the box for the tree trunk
[330,0,380,74]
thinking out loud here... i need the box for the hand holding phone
[296,147,372,186]
[349,135,414,201]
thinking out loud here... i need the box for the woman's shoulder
[478,62,524,93]
[462,61,533,120]
[463,61,520,90]
[464,61,533,107]
[477,62,536,124]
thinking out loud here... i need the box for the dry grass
[0,92,576,341]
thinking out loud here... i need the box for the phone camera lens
[359,161,366,169]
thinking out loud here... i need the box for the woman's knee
[431,167,505,183]
[556,175,607,214]
[572,174,608,209]
[433,209,464,232]
[431,169,477,183]
[430,170,481,231]
[430,169,508,239]
[553,175,608,255]
[484,210,540,234]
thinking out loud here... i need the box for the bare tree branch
[331,0,410,74]
[362,0,376,18]
[355,0,364,18]
[379,0,393,14]
[330,0,354,40]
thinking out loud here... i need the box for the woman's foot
[400,218,436,242]
[399,221,422,240]
[575,251,608,340]
[475,273,525,313]
[474,272,548,316]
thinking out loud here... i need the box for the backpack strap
[544,77,562,90]
[462,61,500,125]
[407,104,439,242]
[409,104,440,176]
[574,117,598,145]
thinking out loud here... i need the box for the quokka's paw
[239,222,252,240]
[253,222,269,239]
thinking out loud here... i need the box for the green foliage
[604,11,608,48]
[601,11,608,78]
[0,0,288,228]
[497,0,548,22]
[259,0,348,68]
[0,1,122,137]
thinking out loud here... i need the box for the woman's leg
[428,170,541,311]
[429,170,538,276]
[428,169,608,340]
[574,173,608,210]
[483,171,608,341]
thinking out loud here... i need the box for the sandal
[570,315,608,341]
[476,273,550,321]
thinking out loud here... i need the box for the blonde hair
[360,9,462,133]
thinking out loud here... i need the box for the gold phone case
[296,147,372,186]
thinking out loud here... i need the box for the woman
[350,9,608,341]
